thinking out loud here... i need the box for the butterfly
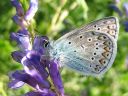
[44,17,119,77]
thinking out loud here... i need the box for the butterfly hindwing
[51,31,116,76]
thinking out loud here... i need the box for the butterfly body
[48,17,119,77]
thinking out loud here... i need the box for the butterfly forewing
[80,17,119,41]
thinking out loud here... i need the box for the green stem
[0,89,7,96]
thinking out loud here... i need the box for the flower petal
[25,0,38,21]
[17,29,29,35]
[125,55,128,69]
[21,51,50,88]
[47,61,64,96]
[115,0,120,4]
[11,51,26,63]
[22,51,49,78]
[24,91,56,96]
[12,15,28,29]
[11,0,24,16]
[8,79,25,89]
[11,70,50,90]
[123,21,128,32]
[10,29,31,51]
[124,3,128,17]
[109,4,122,16]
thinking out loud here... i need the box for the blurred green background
[0,0,128,96]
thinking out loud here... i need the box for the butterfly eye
[43,40,49,48]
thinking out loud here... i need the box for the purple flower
[47,61,64,96]
[123,3,128,17]
[125,55,128,69]
[9,30,64,96]
[115,0,120,4]
[9,0,65,96]
[10,29,31,51]
[109,2,128,32]
[123,21,128,32]
[24,91,56,96]
[11,0,38,28]
[12,15,28,29]
[25,0,38,21]
[11,0,24,16]
[109,4,122,16]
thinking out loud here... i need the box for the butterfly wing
[81,16,119,40]
[50,17,119,76]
